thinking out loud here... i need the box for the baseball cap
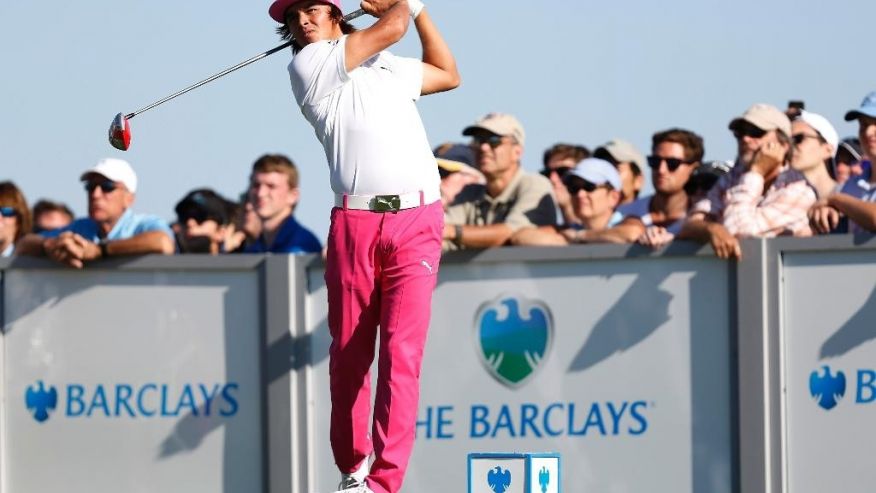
[434,143,475,174]
[728,103,792,137]
[565,158,622,191]
[593,139,645,172]
[844,91,876,122]
[80,158,138,193]
[175,189,230,225]
[269,0,341,23]
[796,110,839,156]
[462,113,526,147]
[837,137,863,163]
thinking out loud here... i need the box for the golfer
[268,0,459,491]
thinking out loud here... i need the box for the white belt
[335,191,425,211]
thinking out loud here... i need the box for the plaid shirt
[692,163,816,237]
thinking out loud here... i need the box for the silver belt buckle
[371,195,401,212]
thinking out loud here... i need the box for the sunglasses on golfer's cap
[83,180,118,194]
[0,206,18,218]
[647,156,690,172]
[540,166,574,178]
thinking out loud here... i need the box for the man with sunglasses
[443,113,557,250]
[810,91,876,233]
[540,143,590,225]
[679,104,816,259]
[566,129,704,248]
[593,139,646,206]
[271,0,459,491]
[17,158,174,268]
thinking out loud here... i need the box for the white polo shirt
[288,35,440,203]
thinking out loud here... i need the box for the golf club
[109,8,366,151]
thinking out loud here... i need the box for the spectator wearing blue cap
[809,91,876,233]
[512,158,623,245]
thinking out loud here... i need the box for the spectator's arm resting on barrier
[679,212,742,260]
[443,222,514,248]
[637,226,675,249]
[827,193,876,232]
[573,218,646,245]
[808,199,840,234]
[510,226,567,246]
[104,231,175,256]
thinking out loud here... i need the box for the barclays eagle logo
[809,365,846,410]
[538,466,550,493]
[25,381,58,423]
[475,295,553,388]
[487,466,512,493]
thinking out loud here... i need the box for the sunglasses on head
[647,155,689,172]
[471,134,507,149]
[540,166,573,178]
[733,122,767,140]
[83,180,118,194]
[0,206,18,218]
[791,133,823,146]
[565,178,603,195]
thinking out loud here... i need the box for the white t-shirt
[288,36,440,203]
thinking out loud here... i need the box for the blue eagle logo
[475,295,553,388]
[809,365,846,410]
[487,466,512,493]
[25,380,58,423]
[538,466,550,493]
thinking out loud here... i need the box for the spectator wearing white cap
[443,113,557,250]
[593,139,646,205]
[789,111,838,199]
[809,91,876,234]
[17,158,174,268]
[680,103,817,259]
[511,158,622,245]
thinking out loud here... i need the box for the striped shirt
[692,163,816,237]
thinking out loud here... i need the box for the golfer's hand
[809,203,840,234]
[361,0,405,17]
[706,222,741,260]
[637,226,674,249]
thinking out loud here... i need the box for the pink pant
[324,200,443,493]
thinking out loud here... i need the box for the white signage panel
[3,269,262,493]
[305,256,733,493]
[781,251,876,493]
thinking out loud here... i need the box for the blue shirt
[246,215,322,254]
[42,209,174,242]
[837,162,874,234]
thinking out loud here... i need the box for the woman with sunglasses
[788,111,839,201]
[0,181,32,257]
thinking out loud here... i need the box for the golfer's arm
[829,193,876,232]
[344,2,409,73]
[415,9,460,95]
[104,231,175,256]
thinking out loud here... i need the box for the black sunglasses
[83,181,118,194]
[565,178,601,195]
[732,122,767,140]
[792,133,823,146]
[471,134,507,149]
[540,166,573,178]
[0,206,18,218]
[647,156,689,172]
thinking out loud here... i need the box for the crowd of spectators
[1,92,874,266]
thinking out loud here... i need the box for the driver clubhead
[108,113,132,151]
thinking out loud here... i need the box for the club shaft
[126,8,366,120]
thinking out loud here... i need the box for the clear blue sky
[1,0,873,242]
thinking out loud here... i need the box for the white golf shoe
[336,459,370,491]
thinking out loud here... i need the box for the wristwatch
[99,238,110,258]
